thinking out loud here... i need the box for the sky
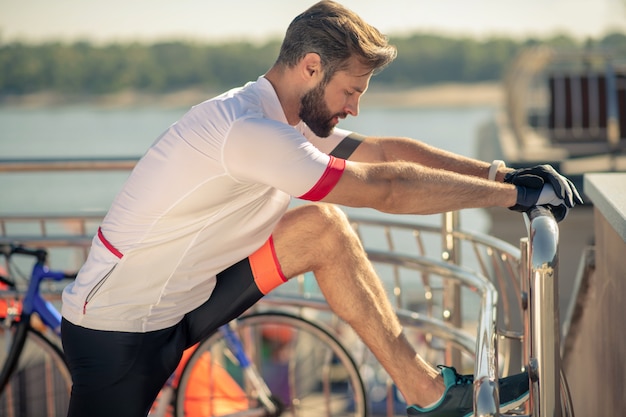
[1,0,625,44]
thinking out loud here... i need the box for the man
[61,1,582,416]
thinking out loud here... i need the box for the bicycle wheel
[175,311,367,417]
[0,326,72,417]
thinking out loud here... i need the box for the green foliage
[378,34,522,86]
[0,32,623,96]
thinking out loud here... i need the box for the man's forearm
[324,159,518,215]
[368,136,493,179]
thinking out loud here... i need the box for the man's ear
[300,52,323,81]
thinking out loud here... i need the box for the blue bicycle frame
[0,245,73,391]
[1,243,278,416]
[22,256,67,336]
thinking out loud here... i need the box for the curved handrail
[349,215,524,381]
[259,293,477,355]
[364,250,500,417]
[1,210,526,417]
[263,249,500,415]
[349,216,521,326]
[349,216,521,260]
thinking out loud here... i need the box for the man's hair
[275,1,397,82]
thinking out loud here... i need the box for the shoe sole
[462,391,529,417]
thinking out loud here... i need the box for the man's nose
[344,96,360,117]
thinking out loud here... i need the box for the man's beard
[299,84,345,138]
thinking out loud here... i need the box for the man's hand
[537,184,564,206]
[504,164,583,208]
[536,184,568,221]
[509,174,569,222]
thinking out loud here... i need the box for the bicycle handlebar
[0,243,47,262]
[0,274,16,289]
[0,243,78,280]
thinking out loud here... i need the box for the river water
[0,103,496,232]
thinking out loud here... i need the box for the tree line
[1,32,625,96]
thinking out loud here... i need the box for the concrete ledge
[565,171,626,415]
[584,173,626,242]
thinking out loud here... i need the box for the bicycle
[0,242,367,417]
[166,310,367,417]
[0,243,75,417]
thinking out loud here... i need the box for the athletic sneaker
[406,365,529,417]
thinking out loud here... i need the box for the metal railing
[0,210,511,415]
[520,206,574,417]
[0,157,137,172]
[0,209,574,416]
[0,158,574,416]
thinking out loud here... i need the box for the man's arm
[331,135,580,221]
[320,159,517,215]
[346,136,496,180]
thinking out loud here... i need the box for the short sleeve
[296,122,364,159]
[296,122,352,154]
[223,117,344,200]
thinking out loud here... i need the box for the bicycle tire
[175,311,367,417]
[0,325,72,417]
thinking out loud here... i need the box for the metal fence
[0,158,573,416]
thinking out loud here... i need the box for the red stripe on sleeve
[298,156,346,201]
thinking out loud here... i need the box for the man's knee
[299,204,355,241]
[299,202,348,225]
[307,205,366,264]
[272,204,360,276]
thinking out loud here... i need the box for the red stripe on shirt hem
[97,227,124,259]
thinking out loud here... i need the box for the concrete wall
[562,174,626,417]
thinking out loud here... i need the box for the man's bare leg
[271,203,445,407]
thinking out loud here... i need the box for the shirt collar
[254,76,290,125]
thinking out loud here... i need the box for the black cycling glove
[504,164,583,208]
[504,164,581,222]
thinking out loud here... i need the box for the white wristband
[488,160,505,181]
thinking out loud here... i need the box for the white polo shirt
[62,77,351,332]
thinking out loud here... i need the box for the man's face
[299,81,339,138]
[299,61,371,137]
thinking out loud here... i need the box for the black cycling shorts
[62,237,286,417]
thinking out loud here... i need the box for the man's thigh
[62,318,183,417]
[182,207,336,346]
[183,238,288,346]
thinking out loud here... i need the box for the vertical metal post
[519,237,532,415]
[442,211,462,368]
[526,207,563,417]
